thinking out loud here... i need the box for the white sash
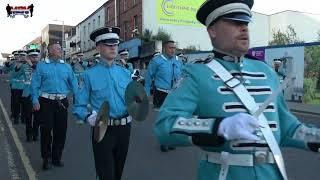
[206,60,288,180]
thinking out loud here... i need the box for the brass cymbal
[125,81,149,121]
[93,101,109,142]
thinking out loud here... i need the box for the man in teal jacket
[154,0,320,180]
[4,50,27,124]
[21,49,40,141]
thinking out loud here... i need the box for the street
[0,76,319,180]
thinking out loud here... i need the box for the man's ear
[207,25,217,39]
[96,44,101,52]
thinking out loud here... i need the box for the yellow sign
[157,0,205,26]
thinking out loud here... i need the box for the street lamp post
[53,20,65,59]
[114,0,117,26]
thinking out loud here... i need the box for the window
[88,23,91,34]
[98,15,101,27]
[106,7,110,21]
[123,21,128,40]
[83,26,86,39]
[124,0,128,11]
[93,19,96,30]
[133,15,138,30]
[83,26,86,49]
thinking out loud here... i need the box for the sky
[0,0,319,58]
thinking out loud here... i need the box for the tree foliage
[305,46,320,90]
[268,25,304,45]
[139,28,172,43]
[179,45,198,53]
[152,28,172,42]
[140,29,153,42]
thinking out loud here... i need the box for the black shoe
[52,160,64,167]
[168,146,176,151]
[32,136,38,141]
[42,159,50,170]
[160,145,169,152]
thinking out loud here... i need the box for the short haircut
[162,40,175,47]
[47,43,60,50]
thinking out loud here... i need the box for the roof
[77,0,112,26]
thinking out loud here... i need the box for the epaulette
[193,55,214,64]
[115,62,127,69]
[86,63,97,69]
[193,58,205,63]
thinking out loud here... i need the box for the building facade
[65,27,78,59]
[75,2,109,59]
[104,1,320,51]
[41,24,74,47]
[60,1,320,61]
[23,36,42,50]
[40,24,74,59]
[117,0,142,41]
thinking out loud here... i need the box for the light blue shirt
[31,59,78,104]
[145,54,183,96]
[73,59,132,121]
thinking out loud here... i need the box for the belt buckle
[254,151,267,164]
[114,119,121,126]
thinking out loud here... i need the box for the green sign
[29,44,38,50]
[157,0,205,26]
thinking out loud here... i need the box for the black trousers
[153,89,169,108]
[11,89,23,123]
[92,124,131,180]
[33,110,40,138]
[21,96,40,138]
[39,97,68,162]
[153,89,175,150]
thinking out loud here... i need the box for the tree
[139,28,172,43]
[140,29,153,42]
[268,25,304,45]
[152,28,172,42]
[179,45,198,53]
[305,46,320,89]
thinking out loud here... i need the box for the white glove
[87,111,97,126]
[218,113,260,141]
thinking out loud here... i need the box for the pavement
[287,101,320,116]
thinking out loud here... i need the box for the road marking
[0,117,19,179]
[0,98,37,180]
[3,134,20,179]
